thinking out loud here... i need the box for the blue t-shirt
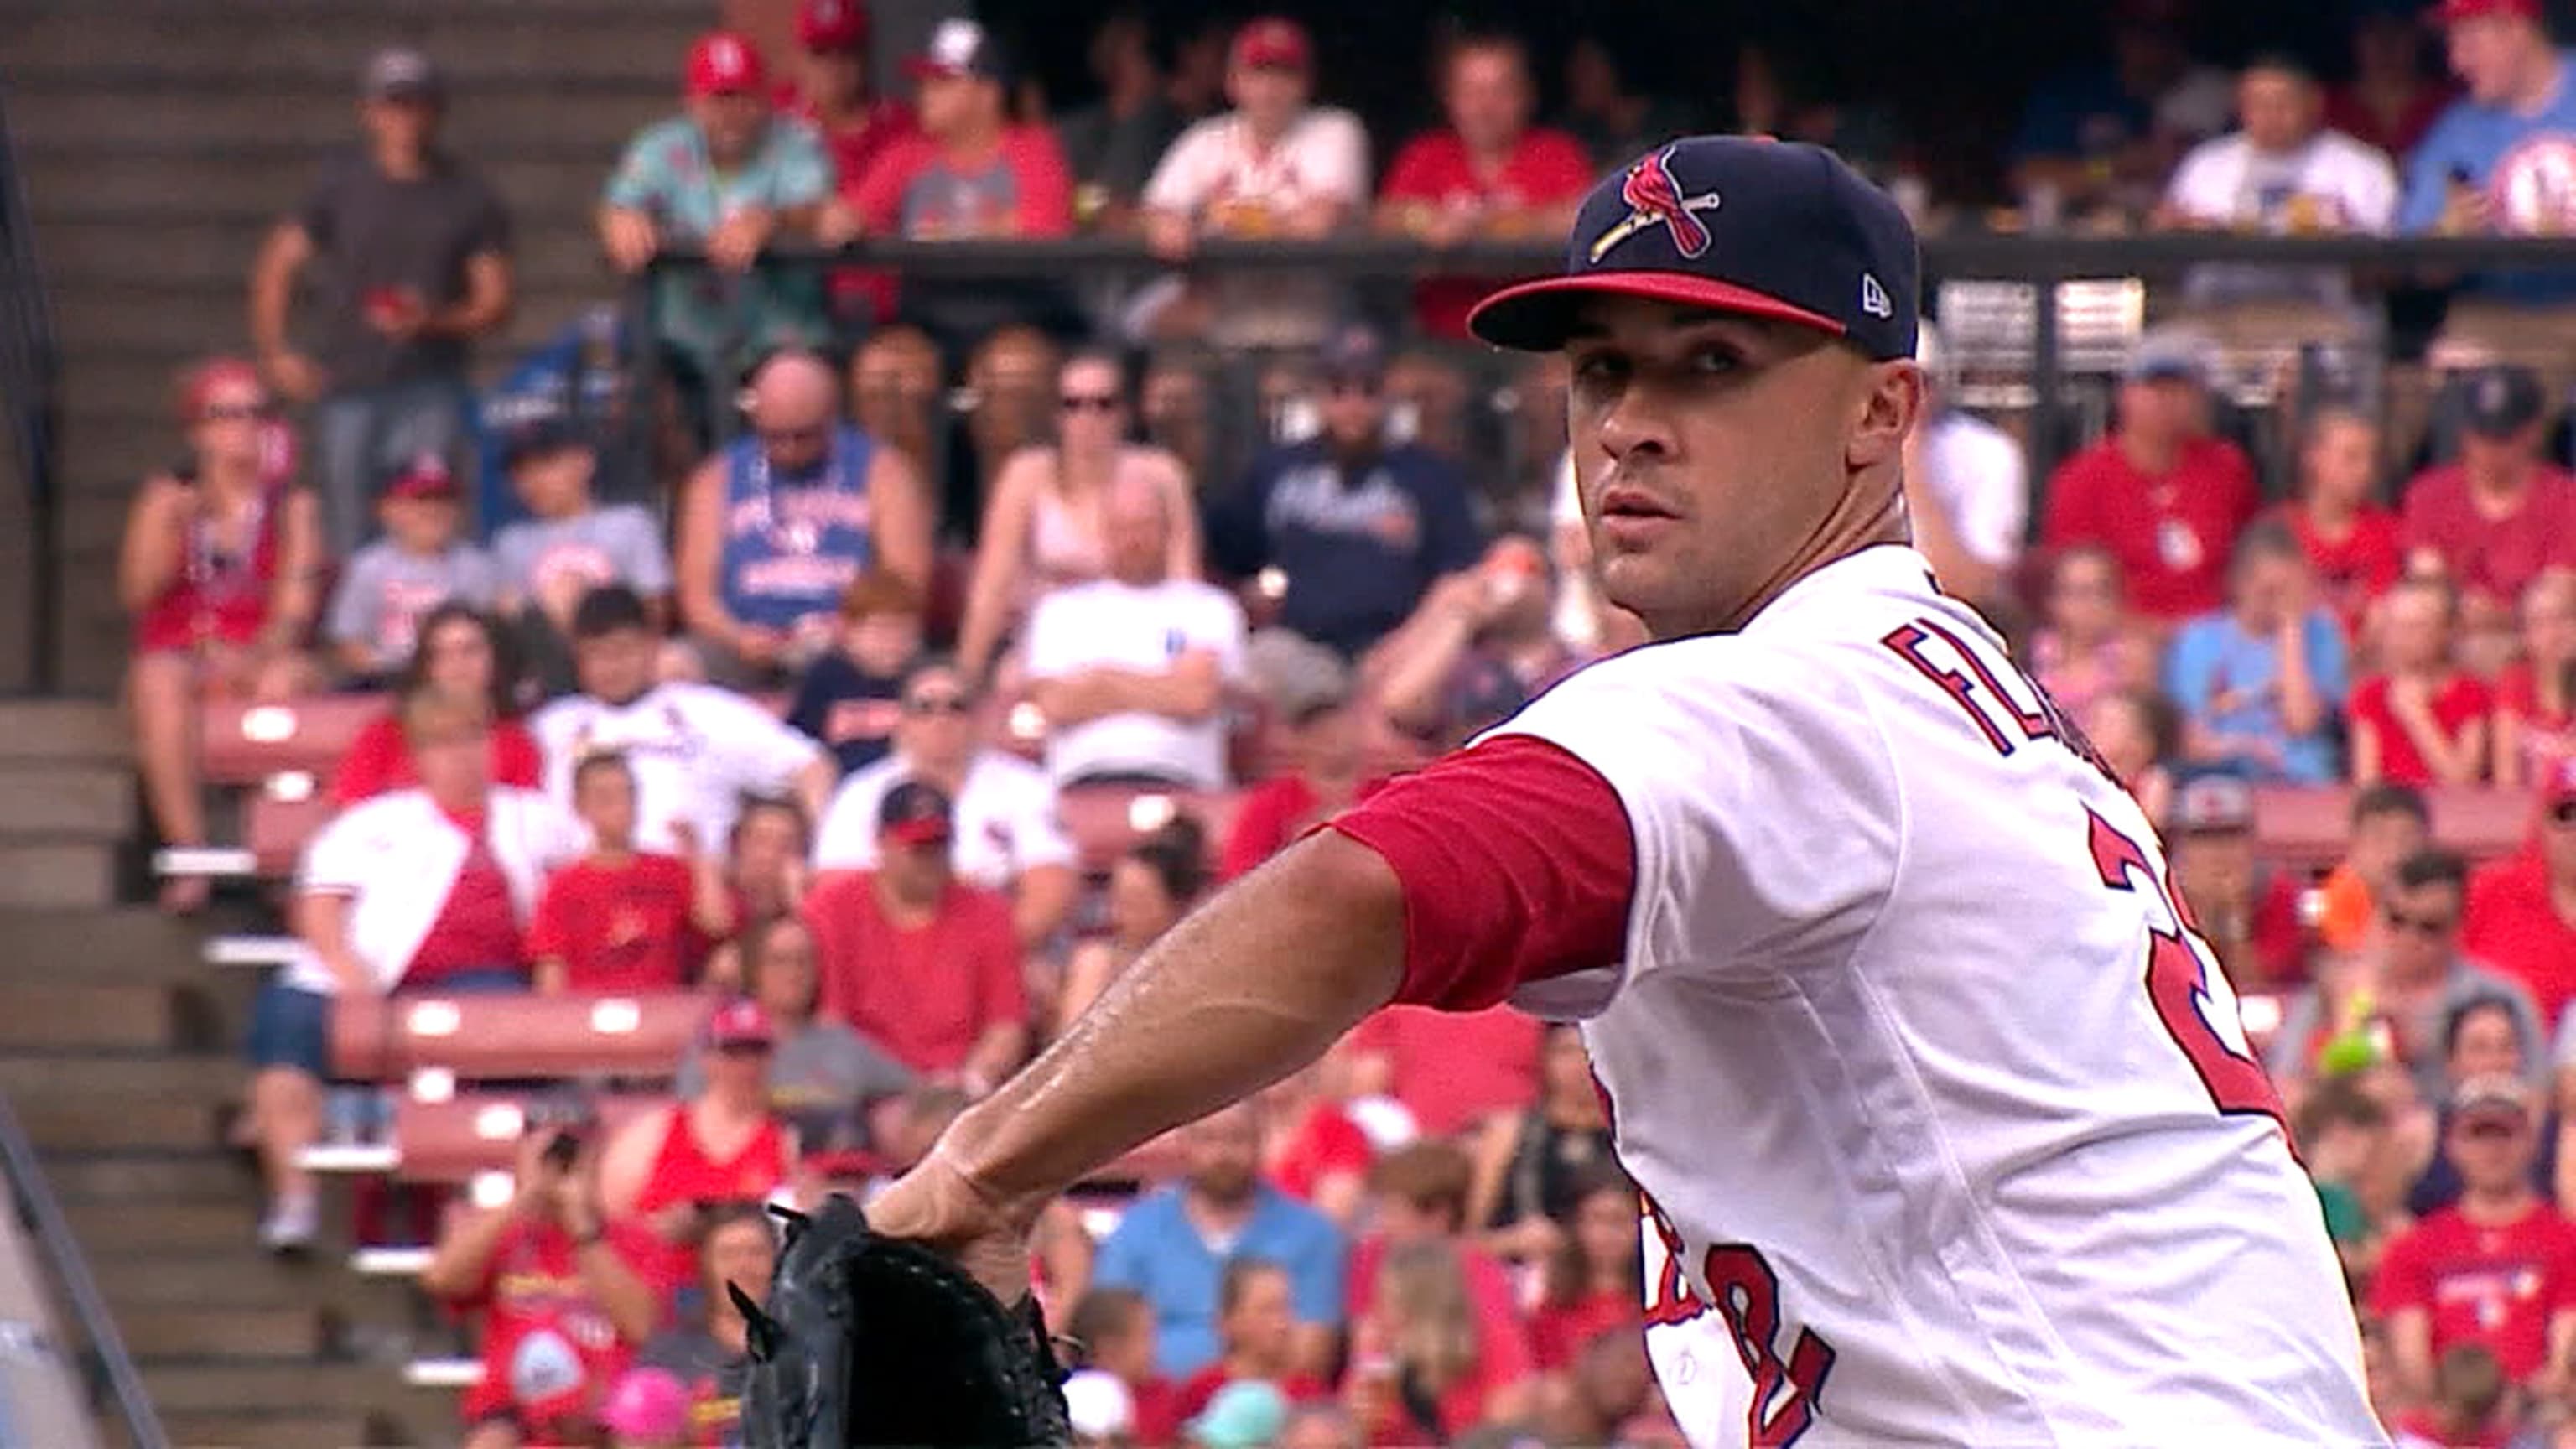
[2162,607,2351,785]
[2398,55,2576,303]
[1091,1182,1346,1378]
[719,425,876,634]
[1208,441,1484,659]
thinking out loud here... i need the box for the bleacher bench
[2253,785,2527,871]
[389,1092,670,1184]
[200,694,382,787]
[331,992,711,1082]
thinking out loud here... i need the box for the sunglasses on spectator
[2550,800,2576,828]
[903,693,972,716]
[1059,393,1120,413]
[2382,907,2456,937]
[1326,377,1380,397]
[714,1041,774,1058]
[200,399,269,423]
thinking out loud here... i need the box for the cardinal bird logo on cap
[1589,145,1725,264]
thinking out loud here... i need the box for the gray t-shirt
[635,1325,747,1446]
[2267,957,2547,1105]
[491,503,674,607]
[676,1019,912,1155]
[325,540,498,673]
[295,146,511,391]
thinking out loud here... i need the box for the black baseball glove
[735,1192,1072,1449]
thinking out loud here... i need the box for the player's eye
[1569,350,1628,387]
[1686,343,1744,377]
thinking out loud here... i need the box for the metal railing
[0,1091,167,1449]
[0,72,60,693]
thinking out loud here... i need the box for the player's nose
[1592,385,1678,468]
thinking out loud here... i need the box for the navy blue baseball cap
[1467,136,1919,361]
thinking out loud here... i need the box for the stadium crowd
[106,0,2576,1443]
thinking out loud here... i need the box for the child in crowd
[2351,578,2495,787]
[2080,688,2178,828]
[491,413,673,698]
[325,455,496,684]
[2028,543,2155,725]
[527,752,730,994]
[787,570,926,777]
[2294,1074,2394,1280]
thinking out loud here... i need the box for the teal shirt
[605,114,834,367]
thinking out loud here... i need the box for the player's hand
[865,1147,1039,1306]
[602,210,661,273]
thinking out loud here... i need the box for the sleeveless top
[1490,1109,1615,1229]
[1022,446,1184,601]
[133,478,288,653]
[719,424,876,632]
[634,1104,789,1216]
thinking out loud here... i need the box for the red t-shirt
[853,127,1074,240]
[2370,1201,2576,1384]
[2466,855,2576,1031]
[2400,464,2576,610]
[331,713,543,806]
[527,854,702,994]
[2039,435,2262,622]
[1347,1004,1542,1138]
[1171,1366,1331,1420]
[2350,673,2496,787]
[803,873,1027,1074]
[1379,127,1596,340]
[1130,1378,1187,1448]
[2497,661,2576,785]
[1528,1287,1640,1371]
[446,1214,667,1429]
[1268,1100,1374,1203]
[2278,502,2402,641]
[776,90,918,205]
[404,810,526,987]
[2324,84,2456,160]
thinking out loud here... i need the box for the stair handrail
[0,1091,169,1449]
[0,70,63,692]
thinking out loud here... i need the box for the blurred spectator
[2407,995,2565,1215]
[1343,1144,1532,1415]
[2165,776,2307,988]
[677,915,911,1156]
[254,693,581,1251]
[812,658,1079,947]
[2398,0,2576,313]
[1730,38,1903,181]
[2163,518,2350,785]
[846,18,1079,355]
[1164,18,1231,123]
[2156,55,2399,311]
[2328,5,2457,160]
[1068,1287,1186,1446]
[1372,536,1578,752]
[2081,688,2179,826]
[2400,365,2576,637]
[2369,1075,2576,1400]
[2278,408,2404,642]
[1058,9,1185,231]
[1528,1161,1642,1374]
[1556,35,1695,171]
[1536,1327,1655,1449]
[632,1202,777,1446]
[1375,31,1591,340]
[528,753,730,994]
[802,780,1031,1088]
[598,999,796,1288]
[2497,569,2576,787]
[1061,828,1207,1033]
[1171,1259,1332,1419]
[777,0,916,229]
[1464,1024,1613,1259]
[2039,332,2262,627]
[250,47,510,558]
[786,571,923,777]
[1135,17,1369,348]
[1094,1101,1346,1380]
[2298,1076,2397,1279]
[1259,1052,1377,1230]
[1189,1380,1290,1449]
[706,797,817,989]
[1223,638,1368,878]
[1903,323,2028,609]
[2316,782,2437,954]
[422,1103,665,1449]
[673,351,933,688]
[532,584,835,854]
[600,1366,692,1449]
[600,32,835,440]
[959,349,1202,683]
[332,602,543,805]
[1345,1001,1540,1145]
[1343,1239,1535,1441]
[1209,323,1485,660]
[2387,1343,2515,1449]
[2028,544,2157,725]
[325,455,497,683]
[1026,472,1247,789]
[2465,761,2576,1026]
[491,413,674,700]
[2353,578,2497,786]
[2008,0,2235,216]
[1276,1403,1365,1449]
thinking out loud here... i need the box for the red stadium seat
[331,992,712,1082]
[2252,785,2530,871]
[247,785,335,877]
[200,694,383,787]
[391,1091,667,1184]
[1057,785,1244,872]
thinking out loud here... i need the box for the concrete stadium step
[117,1302,322,1360]
[0,840,118,909]
[25,152,616,241]
[0,699,129,763]
[0,1052,241,1102]
[8,84,666,153]
[14,1087,221,1152]
[40,214,611,293]
[111,1409,381,1449]
[41,1150,252,1204]
[93,1251,310,1311]
[143,1358,408,1415]
[0,984,184,1052]
[0,909,206,981]
[66,1194,266,1258]
[0,762,134,836]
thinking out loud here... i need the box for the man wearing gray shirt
[323,460,497,682]
[491,413,673,697]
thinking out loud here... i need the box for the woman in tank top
[955,349,1202,683]
[122,357,322,911]
[599,999,797,1292]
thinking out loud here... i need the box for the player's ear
[1846,360,1925,474]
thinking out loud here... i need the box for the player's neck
[2459,1185,2538,1225]
[1670,500,1907,641]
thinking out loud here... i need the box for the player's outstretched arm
[867,830,1406,1295]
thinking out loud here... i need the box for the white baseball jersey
[1488,545,2385,1447]
[530,682,823,853]
[812,747,1077,887]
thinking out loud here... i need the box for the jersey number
[1644,1202,1836,1446]
[2087,808,2288,1132]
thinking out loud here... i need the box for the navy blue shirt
[1208,440,1484,658]
[787,652,906,778]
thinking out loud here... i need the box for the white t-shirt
[812,748,1078,888]
[1022,578,1246,790]
[529,682,823,852]
[2165,128,2399,307]
[1488,547,2381,1446]
[1917,410,2029,570]
[1140,107,1370,349]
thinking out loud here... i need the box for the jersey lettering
[2086,807,2289,1134]
[1640,1192,1835,1444]
[1883,617,2117,782]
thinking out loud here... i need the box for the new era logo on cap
[1861,273,1893,319]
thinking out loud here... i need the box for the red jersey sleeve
[1009,127,1076,237]
[491,720,544,789]
[330,714,401,806]
[1327,735,1633,1012]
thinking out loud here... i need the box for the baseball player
[869,137,2388,1445]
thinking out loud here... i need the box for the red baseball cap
[877,778,955,848]
[1231,16,1313,72]
[685,30,770,98]
[382,455,460,501]
[2431,0,2541,23]
[797,0,870,54]
[704,998,776,1049]
[906,17,1008,83]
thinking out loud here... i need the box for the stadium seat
[247,783,335,877]
[200,693,383,787]
[1057,785,1244,871]
[2252,785,2530,871]
[330,991,711,1082]
[390,1091,667,1184]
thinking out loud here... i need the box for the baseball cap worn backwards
[1467,135,1919,361]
